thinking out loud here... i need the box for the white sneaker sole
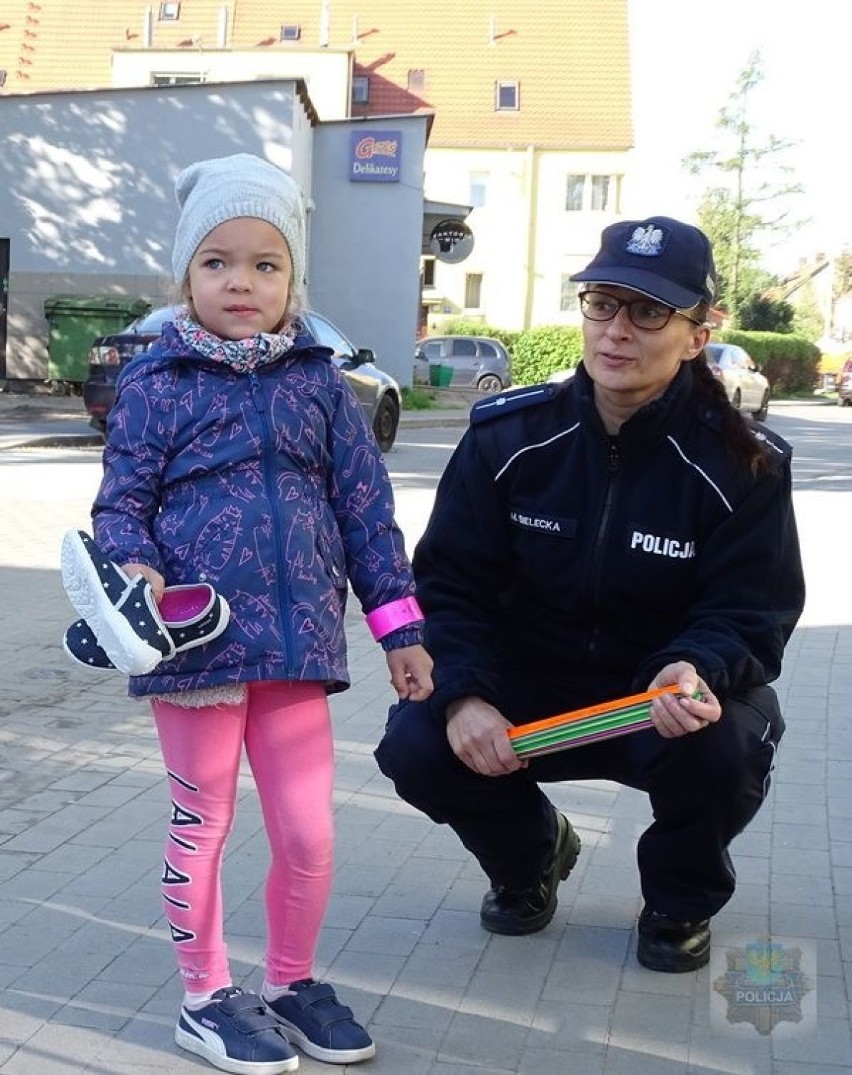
[175,1022,299,1074]
[271,1017,376,1064]
[60,531,170,675]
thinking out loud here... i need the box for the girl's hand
[120,562,166,603]
[648,661,721,738]
[386,645,434,701]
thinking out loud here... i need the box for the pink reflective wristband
[365,596,424,641]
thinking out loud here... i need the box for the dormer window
[495,80,519,111]
[408,69,426,93]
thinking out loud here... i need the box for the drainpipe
[522,144,539,330]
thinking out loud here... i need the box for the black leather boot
[480,811,581,935]
[636,907,711,972]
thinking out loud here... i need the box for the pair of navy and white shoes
[60,529,230,675]
[176,980,376,1072]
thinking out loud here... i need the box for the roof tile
[0,0,631,149]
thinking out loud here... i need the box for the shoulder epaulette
[750,422,792,459]
[470,383,557,425]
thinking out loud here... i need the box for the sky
[627,0,850,275]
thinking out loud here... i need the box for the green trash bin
[44,294,151,385]
[429,363,453,388]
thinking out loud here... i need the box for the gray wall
[0,81,427,387]
[307,117,428,388]
[0,80,311,378]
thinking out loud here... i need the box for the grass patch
[401,386,439,410]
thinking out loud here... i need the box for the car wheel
[372,394,400,453]
[731,388,742,410]
[752,391,770,422]
[477,374,503,394]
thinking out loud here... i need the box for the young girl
[87,153,433,1074]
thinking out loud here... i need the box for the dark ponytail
[691,350,775,475]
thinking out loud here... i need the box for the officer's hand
[648,661,721,738]
[445,696,527,776]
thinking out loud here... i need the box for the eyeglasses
[578,291,702,331]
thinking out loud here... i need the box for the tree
[739,295,795,333]
[833,250,852,303]
[684,52,805,327]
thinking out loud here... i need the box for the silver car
[705,342,770,421]
[413,335,511,393]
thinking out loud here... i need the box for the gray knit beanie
[171,153,306,292]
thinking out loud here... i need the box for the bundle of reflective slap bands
[508,685,690,758]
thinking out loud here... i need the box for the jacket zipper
[249,371,294,672]
[586,439,621,658]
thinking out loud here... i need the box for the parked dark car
[837,355,852,406]
[83,306,402,451]
[413,334,511,392]
[705,341,770,421]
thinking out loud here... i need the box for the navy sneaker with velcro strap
[264,979,375,1064]
[175,987,298,1074]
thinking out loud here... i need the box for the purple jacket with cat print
[92,321,417,697]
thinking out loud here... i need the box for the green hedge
[438,321,820,396]
[510,326,584,385]
[716,330,821,395]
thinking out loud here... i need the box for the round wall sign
[429,219,475,263]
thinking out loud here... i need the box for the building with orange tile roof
[0,1,632,348]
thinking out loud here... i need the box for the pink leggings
[152,680,334,993]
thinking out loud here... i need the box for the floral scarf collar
[173,307,298,373]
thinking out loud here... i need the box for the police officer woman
[375,216,805,972]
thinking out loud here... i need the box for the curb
[0,432,104,451]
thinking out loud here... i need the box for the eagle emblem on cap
[626,225,664,257]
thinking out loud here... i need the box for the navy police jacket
[413,361,805,713]
[92,321,415,698]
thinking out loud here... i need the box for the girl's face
[581,285,709,429]
[186,217,293,339]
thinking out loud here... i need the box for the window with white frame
[564,173,620,212]
[352,76,370,104]
[465,273,483,309]
[495,81,519,111]
[591,174,615,211]
[565,174,585,212]
[469,171,489,208]
[159,2,180,20]
[280,25,301,41]
[560,277,580,313]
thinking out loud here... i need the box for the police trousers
[374,684,784,921]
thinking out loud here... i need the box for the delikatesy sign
[350,130,402,182]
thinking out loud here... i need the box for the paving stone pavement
[0,419,850,1074]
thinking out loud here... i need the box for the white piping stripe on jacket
[666,435,734,513]
[476,388,551,416]
[752,428,785,455]
[761,719,777,800]
[494,423,581,482]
